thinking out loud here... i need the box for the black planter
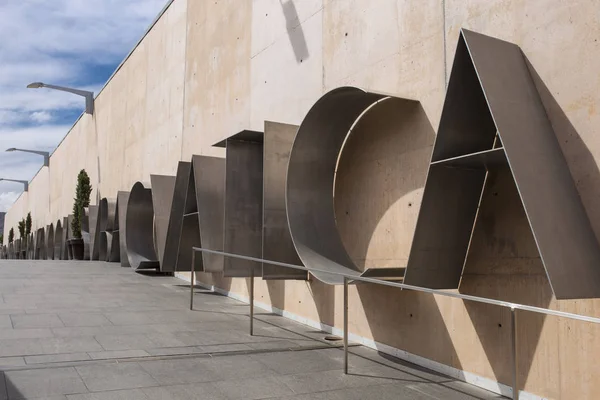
[69,238,84,260]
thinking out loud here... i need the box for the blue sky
[0,0,167,211]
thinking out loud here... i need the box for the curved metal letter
[125,182,159,270]
[214,131,264,277]
[82,208,91,260]
[54,220,63,260]
[99,198,117,261]
[35,228,45,260]
[117,191,130,267]
[150,174,177,270]
[88,206,100,261]
[286,87,414,284]
[46,224,54,260]
[192,155,226,273]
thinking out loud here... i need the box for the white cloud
[0,124,72,153]
[0,192,20,213]
[30,111,53,123]
[0,0,167,213]
[0,0,166,116]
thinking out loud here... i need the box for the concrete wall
[4,1,600,398]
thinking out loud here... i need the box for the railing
[190,247,600,400]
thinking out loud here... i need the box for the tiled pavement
[0,260,504,399]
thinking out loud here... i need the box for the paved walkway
[0,260,503,399]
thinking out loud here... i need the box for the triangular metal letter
[404,29,600,299]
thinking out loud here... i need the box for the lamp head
[5,148,16,152]
[26,82,45,89]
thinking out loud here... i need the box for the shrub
[18,219,25,239]
[71,169,92,239]
[25,212,32,236]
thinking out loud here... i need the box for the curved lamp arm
[0,178,29,192]
[27,82,94,115]
[6,148,50,167]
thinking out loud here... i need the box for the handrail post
[511,307,518,399]
[250,269,255,336]
[190,250,195,310]
[343,276,349,374]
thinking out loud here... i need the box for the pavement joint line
[0,342,360,372]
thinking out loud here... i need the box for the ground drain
[324,335,342,341]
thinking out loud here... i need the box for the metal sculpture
[61,216,70,260]
[150,173,178,271]
[67,215,74,260]
[403,29,600,299]
[99,198,117,262]
[159,163,203,273]
[125,182,159,270]
[262,121,306,280]
[14,239,21,259]
[213,131,264,277]
[117,191,130,267]
[45,224,54,260]
[54,220,63,260]
[286,87,413,284]
[27,233,34,260]
[34,227,45,260]
[82,208,91,260]
[88,205,100,261]
[192,155,226,273]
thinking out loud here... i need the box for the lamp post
[6,148,50,167]
[27,82,94,115]
[0,178,29,192]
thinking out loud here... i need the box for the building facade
[4,1,600,398]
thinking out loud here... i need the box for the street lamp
[0,178,29,192]
[27,82,94,115]
[6,148,50,167]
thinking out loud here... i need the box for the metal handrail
[190,247,600,400]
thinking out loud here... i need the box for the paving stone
[5,367,87,398]
[249,349,344,375]
[138,358,217,385]
[142,383,226,400]
[0,328,54,340]
[0,356,26,368]
[25,353,91,365]
[57,313,113,327]
[66,388,149,400]
[41,337,104,355]
[0,338,44,357]
[145,346,206,357]
[0,261,497,400]
[0,315,13,329]
[197,343,254,354]
[277,369,413,395]
[87,349,150,360]
[213,376,294,399]
[75,362,159,392]
[10,314,64,329]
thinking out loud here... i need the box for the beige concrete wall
[4,1,600,398]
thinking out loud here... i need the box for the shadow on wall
[460,54,600,395]
[460,169,553,390]
[331,100,466,371]
[280,0,309,63]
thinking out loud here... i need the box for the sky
[0,0,167,211]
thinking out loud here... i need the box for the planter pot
[69,239,84,260]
